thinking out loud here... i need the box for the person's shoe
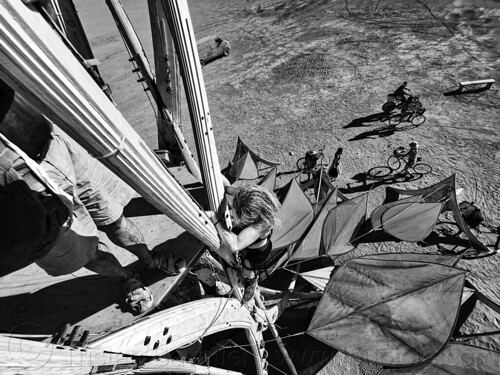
[123,270,153,314]
[242,277,257,303]
[146,252,186,276]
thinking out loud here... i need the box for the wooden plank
[459,78,495,86]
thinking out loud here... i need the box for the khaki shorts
[36,135,99,276]
[57,131,135,226]
[35,206,99,276]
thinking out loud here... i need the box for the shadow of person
[341,178,386,194]
[343,112,390,128]
[351,172,368,184]
[349,124,396,141]
[341,171,423,194]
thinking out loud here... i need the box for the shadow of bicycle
[340,170,424,194]
[349,121,422,141]
[343,112,390,128]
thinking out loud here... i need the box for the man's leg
[84,247,134,280]
[84,244,153,314]
[100,214,186,275]
[99,215,154,266]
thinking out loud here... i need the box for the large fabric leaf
[228,151,259,179]
[290,189,338,261]
[257,166,277,191]
[308,258,465,366]
[271,178,314,250]
[384,175,489,254]
[371,195,422,231]
[321,193,367,257]
[231,136,280,167]
[379,202,443,242]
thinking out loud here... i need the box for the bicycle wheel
[296,157,307,171]
[411,114,426,126]
[413,163,432,174]
[387,155,401,170]
[367,166,392,179]
[408,102,417,112]
[389,114,404,126]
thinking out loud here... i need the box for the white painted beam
[0,0,233,260]
[160,0,231,226]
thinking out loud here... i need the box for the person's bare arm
[215,223,261,253]
[221,175,240,196]
[207,210,261,253]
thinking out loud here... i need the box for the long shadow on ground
[348,121,423,141]
[343,112,390,128]
[443,86,492,96]
[340,171,424,194]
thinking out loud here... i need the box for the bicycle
[388,107,426,127]
[367,146,432,179]
[296,145,332,202]
[296,145,331,176]
[387,146,432,174]
[382,93,422,114]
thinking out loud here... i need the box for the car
[196,35,231,66]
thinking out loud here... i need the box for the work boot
[242,277,257,303]
[146,252,186,276]
[123,270,153,314]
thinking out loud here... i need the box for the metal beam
[0,0,235,261]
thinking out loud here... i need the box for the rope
[95,134,126,160]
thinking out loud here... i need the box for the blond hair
[232,185,281,230]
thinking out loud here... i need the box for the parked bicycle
[388,107,426,127]
[367,145,432,179]
[296,145,332,202]
[296,145,331,176]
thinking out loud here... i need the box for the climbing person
[207,182,281,303]
[394,81,411,103]
[402,141,419,176]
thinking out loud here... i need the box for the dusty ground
[76,0,500,373]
